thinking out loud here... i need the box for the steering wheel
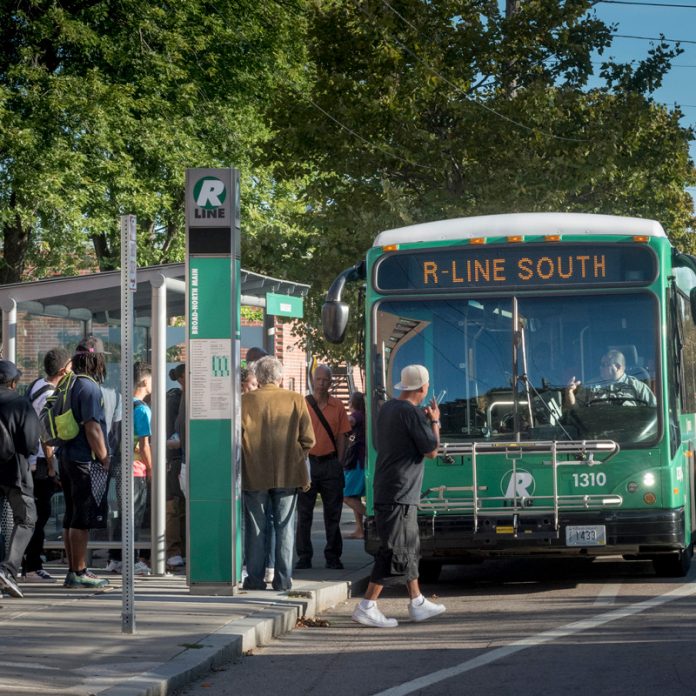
[586,394,650,407]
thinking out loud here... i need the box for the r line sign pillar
[185,168,242,593]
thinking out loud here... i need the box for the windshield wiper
[512,296,573,442]
[512,297,534,440]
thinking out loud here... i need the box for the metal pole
[512,297,520,443]
[121,215,137,634]
[1,298,17,362]
[150,275,167,576]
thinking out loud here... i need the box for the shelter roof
[0,263,309,324]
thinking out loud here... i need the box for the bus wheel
[652,545,693,578]
[418,560,443,583]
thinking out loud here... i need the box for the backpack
[27,378,54,406]
[40,373,98,446]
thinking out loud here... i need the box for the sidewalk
[0,510,373,696]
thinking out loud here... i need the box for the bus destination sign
[376,244,657,292]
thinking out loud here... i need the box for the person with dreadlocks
[60,336,111,589]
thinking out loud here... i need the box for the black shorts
[370,503,421,586]
[60,459,94,530]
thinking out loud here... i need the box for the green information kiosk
[186,167,242,593]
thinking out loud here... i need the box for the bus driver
[565,350,656,409]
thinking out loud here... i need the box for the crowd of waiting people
[1,341,444,630]
[0,341,370,602]
[240,354,447,628]
[0,337,187,598]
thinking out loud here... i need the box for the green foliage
[0,0,309,282]
[241,305,263,323]
[267,0,696,360]
[2,0,694,370]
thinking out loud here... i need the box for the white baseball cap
[394,364,429,391]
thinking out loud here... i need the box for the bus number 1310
[572,472,607,487]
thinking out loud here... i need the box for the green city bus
[323,213,696,579]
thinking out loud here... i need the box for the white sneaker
[134,561,152,576]
[264,567,275,583]
[23,569,56,583]
[105,560,122,574]
[408,597,446,623]
[167,555,185,568]
[351,603,398,628]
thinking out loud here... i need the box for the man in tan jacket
[241,356,315,590]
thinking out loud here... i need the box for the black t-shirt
[373,399,438,506]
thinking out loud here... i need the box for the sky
[587,0,696,202]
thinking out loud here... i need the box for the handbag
[341,433,360,471]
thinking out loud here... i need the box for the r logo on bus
[501,469,535,498]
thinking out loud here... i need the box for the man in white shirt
[22,348,71,582]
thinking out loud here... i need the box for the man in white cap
[352,364,446,628]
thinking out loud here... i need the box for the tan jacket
[241,383,315,491]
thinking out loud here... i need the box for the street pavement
[0,508,373,696]
[177,555,696,696]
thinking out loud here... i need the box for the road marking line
[0,661,61,672]
[593,583,621,606]
[371,580,696,696]
[0,686,54,692]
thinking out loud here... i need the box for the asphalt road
[176,556,696,696]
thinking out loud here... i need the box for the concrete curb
[96,578,363,696]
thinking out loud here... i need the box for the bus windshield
[374,292,660,446]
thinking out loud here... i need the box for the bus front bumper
[364,508,687,561]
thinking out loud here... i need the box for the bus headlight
[643,472,656,487]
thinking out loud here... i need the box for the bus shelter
[0,263,309,574]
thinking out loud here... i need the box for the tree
[0,0,308,283]
[267,0,696,359]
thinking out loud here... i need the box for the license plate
[565,525,606,546]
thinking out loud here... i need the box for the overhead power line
[614,33,696,45]
[376,0,589,142]
[297,90,435,171]
[598,61,696,67]
[599,1,696,8]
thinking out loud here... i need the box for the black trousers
[296,456,344,564]
[22,472,56,573]
[0,485,36,579]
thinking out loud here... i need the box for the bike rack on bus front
[419,439,622,536]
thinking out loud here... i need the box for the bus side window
[667,288,683,458]
[678,292,696,414]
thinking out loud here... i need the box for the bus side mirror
[322,301,350,344]
[690,288,696,325]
